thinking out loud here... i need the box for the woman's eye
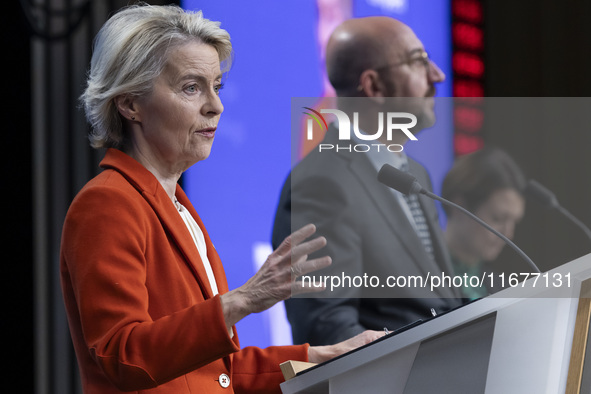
[185,84,197,93]
[214,83,224,95]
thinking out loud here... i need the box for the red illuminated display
[452,0,483,23]
[454,133,485,153]
[453,22,484,51]
[453,52,484,78]
[453,80,484,97]
[452,0,485,156]
[454,106,484,132]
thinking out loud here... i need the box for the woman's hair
[80,3,232,149]
[441,147,526,215]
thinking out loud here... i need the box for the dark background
[5,1,33,390]
[5,0,591,392]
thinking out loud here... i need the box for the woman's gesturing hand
[221,224,331,331]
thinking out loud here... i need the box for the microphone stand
[420,189,541,274]
[378,163,541,274]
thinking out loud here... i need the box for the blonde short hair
[81,3,232,149]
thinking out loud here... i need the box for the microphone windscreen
[378,164,422,195]
[525,179,559,208]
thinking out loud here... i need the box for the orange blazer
[60,148,308,393]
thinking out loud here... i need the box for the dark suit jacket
[272,128,463,346]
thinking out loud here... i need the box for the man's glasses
[375,50,431,71]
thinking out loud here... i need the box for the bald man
[272,17,463,346]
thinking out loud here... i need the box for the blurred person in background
[273,16,463,346]
[442,147,526,300]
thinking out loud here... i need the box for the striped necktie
[400,161,435,260]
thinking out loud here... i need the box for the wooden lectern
[280,253,591,393]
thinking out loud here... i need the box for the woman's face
[452,188,525,262]
[132,41,224,171]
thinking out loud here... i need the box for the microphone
[378,164,541,273]
[526,179,591,241]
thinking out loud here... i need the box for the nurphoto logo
[302,107,417,153]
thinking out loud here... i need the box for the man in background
[272,16,463,346]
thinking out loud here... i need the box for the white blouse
[175,199,219,296]
[175,198,234,337]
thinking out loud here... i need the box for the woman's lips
[195,127,216,138]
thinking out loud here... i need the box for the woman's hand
[221,224,331,332]
[308,330,386,363]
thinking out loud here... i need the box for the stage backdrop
[182,0,452,348]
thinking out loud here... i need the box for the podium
[280,254,591,393]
